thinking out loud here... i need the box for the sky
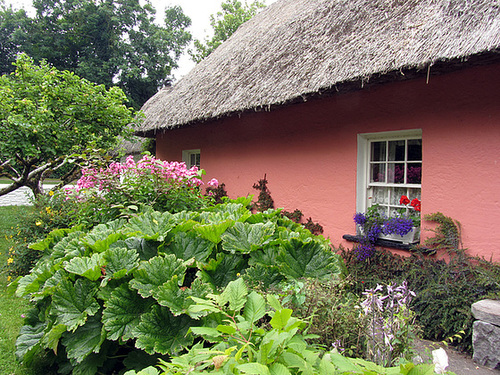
[7,0,277,79]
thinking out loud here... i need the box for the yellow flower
[35,221,43,226]
[7,276,11,282]
[46,207,51,214]
[48,190,54,196]
[7,257,14,264]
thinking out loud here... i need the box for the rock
[472,320,500,369]
[471,299,500,326]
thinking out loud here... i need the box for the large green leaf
[29,226,82,251]
[237,363,271,375]
[15,321,45,363]
[64,253,105,281]
[219,278,247,312]
[51,277,100,332]
[62,314,105,363]
[243,291,266,324]
[102,283,151,341]
[244,264,284,289]
[130,254,186,299]
[221,221,275,254]
[123,211,174,241]
[82,220,126,252]
[199,253,247,288]
[193,220,234,244]
[156,276,213,316]
[123,237,158,261]
[277,238,340,279]
[103,247,140,280]
[49,231,86,262]
[161,232,214,263]
[133,305,194,355]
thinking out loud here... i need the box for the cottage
[136,0,500,261]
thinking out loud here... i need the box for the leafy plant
[0,53,135,197]
[341,210,500,354]
[124,279,444,375]
[12,201,342,374]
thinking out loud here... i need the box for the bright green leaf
[103,283,152,341]
[269,309,293,330]
[243,291,266,323]
[64,253,104,281]
[62,314,105,363]
[219,278,247,311]
[237,362,271,375]
[156,276,213,316]
[162,231,214,263]
[222,221,275,254]
[130,254,186,299]
[51,278,100,332]
[133,305,194,355]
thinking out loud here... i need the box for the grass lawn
[0,206,33,375]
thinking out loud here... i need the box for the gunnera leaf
[219,278,247,312]
[15,321,45,363]
[123,211,174,241]
[51,277,100,332]
[193,220,234,244]
[160,232,214,263]
[64,253,105,281]
[103,247,140,280]
[82,220,126,252]
[156,276,213,317]
[221,221,275,254]
[123,237,158,261]
[62,314,105,363]
[199,252,248,288]
[129,254,186,299]
[133,305,194,355]
[103,283,152,341]
[277,238,340,279]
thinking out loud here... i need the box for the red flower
[400,195,410,205]
[411,198,421,212]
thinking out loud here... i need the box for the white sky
[7,0,277,79]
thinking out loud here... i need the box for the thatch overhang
[136,0,500,137]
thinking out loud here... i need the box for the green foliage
[424,213,462,254]
[341,222,500,355]
[125,279,443,375]
[4,0,192,108]
[0,54,135,197]
[190,0,266,63]
[262,278,367,358]
[0,2,29,75]
[13,202,343,374]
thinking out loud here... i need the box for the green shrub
[12,200,343,374]
[7,155,215,277]
[341,212,500,353]
[124,278,440,375]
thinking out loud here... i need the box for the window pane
[371,141,386,162]
[388,140,405,161]
[391,187,408,205]
[371,186,388,205]
[407,139,422,161]
[387,163,405,183]
[407,163,421,184]
[370,164,385,183]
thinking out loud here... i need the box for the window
[357,130,422,223]
[182,149,200,169]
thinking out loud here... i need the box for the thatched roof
[136,0,500,136]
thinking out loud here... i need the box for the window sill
[342,234,435,255]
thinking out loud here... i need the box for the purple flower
[354,212,367,225]
[354,243,375,261]
[383,217,413,236]
[367,224,383,243]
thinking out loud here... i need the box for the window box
[357,225,420,245]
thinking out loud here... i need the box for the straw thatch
[136,0,500,136]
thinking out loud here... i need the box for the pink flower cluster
[66,155,216,198]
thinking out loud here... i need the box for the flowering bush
[64,155,215,226]
[353,195,421,260]
[361,281,417,367]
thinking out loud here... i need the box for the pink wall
[156,63,500,262]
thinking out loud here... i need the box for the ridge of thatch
[137,0,500,136]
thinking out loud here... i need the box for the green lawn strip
[0,206,33,375]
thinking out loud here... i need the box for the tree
[3,0,192,108]
[0,1,29,74]
[0,54,135,197]
[190,0,265,63]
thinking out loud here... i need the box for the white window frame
[182,149,201,169]
[357,129,422,223]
